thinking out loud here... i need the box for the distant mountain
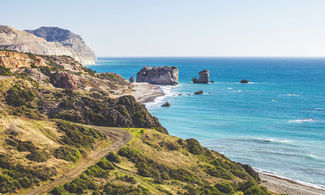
[0,25,96,65]
[26,27,96,65]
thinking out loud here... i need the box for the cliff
[26,27,97,65]
[0,25,96,65]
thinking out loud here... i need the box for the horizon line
[97,56,325,58]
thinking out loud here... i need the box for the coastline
[132,82,325,195]
[131,82,165,104]
[258,171,325,195]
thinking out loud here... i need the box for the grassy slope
[49,129,273,195]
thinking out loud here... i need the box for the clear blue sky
[2,0,325,57]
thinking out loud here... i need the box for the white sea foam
[145,85,178,109]
[288,119,315,123]
[315,108,323,111]
[287,93,299,96]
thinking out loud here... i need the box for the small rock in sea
[240,79,249,83]
[210,81,215,83]
[178,94,182,96]
[194,90,203,95]
[161,102,171,107]
[129,76,135,83]
[192,77,198,83]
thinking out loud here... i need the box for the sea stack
[136,65,179,85]
[240,79,249,83]
[129,76,134,83]
[193,69,210,83]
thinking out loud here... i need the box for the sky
[2,0,325,57]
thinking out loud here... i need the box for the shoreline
[132,82,325,195]
[258,171,325,195]
[131,82,165,104]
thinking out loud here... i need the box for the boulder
[194,90,203,95]
[210,81,215,83]
[50,71,78,90]
[240,79,249,83]
[129,76,134,83]
[193,69,210,83]
[136,65,178,85]
[161,102,171,107]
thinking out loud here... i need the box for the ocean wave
[315,108,323,111]
[287,93,299,96]
[240,137,294,144]
[288,119,315,123]
[145,85,178,108]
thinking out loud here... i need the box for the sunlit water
[88,57,325,188]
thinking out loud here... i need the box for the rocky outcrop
[194,90,203,95]
[0,25,96,65]
[129,76,134,83]
[240,79,249,83]
[161,102,170,107]
[50,71,78,90]
[136,65,178,85]
[26,27,96,65]
[193,69,210,83]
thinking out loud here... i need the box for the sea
[88,57,325,189]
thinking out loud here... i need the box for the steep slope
[0,25,96,65]
[26,27,97,65]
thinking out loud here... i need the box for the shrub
[244,185,270,195]
[106,152,121,163]
[17,140,37,152]
[54,147,81,162]
[50,185,65,195]
[56,121,105,149]
[118,175,137,184]
[40,66,51,76]
[26,150,50,162]
[64,176,96,193]
[204,165,233,180]
[96,158,114,170]
[165,142,178,151]
[0,65,13,76]
[186,138,203,155]
[103,183,149,194]
[0,174,20,193]
[215,183,234,193]
[84,165,108,178]
[6,86,35,107]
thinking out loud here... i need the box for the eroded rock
[136,65,179,85]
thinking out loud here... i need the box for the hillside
[0,26,96,65]
[0,50,271,194]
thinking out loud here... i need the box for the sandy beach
[131,82,165,104]
[259,171,325,195]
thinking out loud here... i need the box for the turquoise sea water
[88,57,325,188]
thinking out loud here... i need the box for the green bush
[6,85,36,107]
[106,152,121,163]
[26,150,50,162]
[56,121,105,149]
[64,176,97,193]
[17,140,37,152]
[84,165,108,178]
[50,185,65,195]
[40,66,51,76]
[0,65,13,76]
[186,138,203,155]
[0,174,20,193]
[96,158,114,170]
[215,182,234,193]
[204,165,233,180]
[118,175,137,184]
[54,147,81,162]
[244,185,270,195]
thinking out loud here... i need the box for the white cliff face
[26,27,97,65]
[0,25,96,65]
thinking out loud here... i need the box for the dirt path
[22,126,132,195]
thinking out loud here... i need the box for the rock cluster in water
[136,65,179,85]
[240,79,249,83]
[161,102,171,107]
[193,69,210,83]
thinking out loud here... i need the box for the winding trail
[22,125,132,195]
